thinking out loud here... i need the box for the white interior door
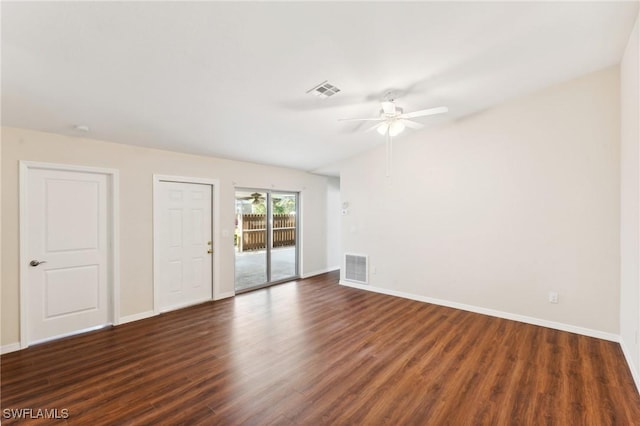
[157,181,213,312]
[25,167,111,344]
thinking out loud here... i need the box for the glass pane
[234,191,267,291]
[271,192,297,281]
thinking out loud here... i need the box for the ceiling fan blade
[402,119,424,130]
[364,122,384,133]
[338,117,384,122]
[381,101,396,115]
[401,106,448,119]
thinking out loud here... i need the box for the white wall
[341,66,620,337]
[0,132,3,350]
[1,128,338,347]
[620,11,640,388]
[325,177,341,271]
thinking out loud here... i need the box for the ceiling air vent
[307,80,341,98]
[344,253,368,284]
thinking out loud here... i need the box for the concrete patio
[234,247,297,292]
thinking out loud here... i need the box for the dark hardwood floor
[2,270,639,425]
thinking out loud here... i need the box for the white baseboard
[339,280,619,342]
[215,291,235,300]
[119,310,155,325]
[160,298,215,314]
[301,266,340,279]
[122,294,235,323]
[620,339,640,394]
[1,342,22,355]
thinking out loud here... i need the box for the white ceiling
[2,2,638,176]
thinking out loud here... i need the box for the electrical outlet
[548,292,558,304]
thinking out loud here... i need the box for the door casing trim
[152,175,221,315]
[19,161,120,349]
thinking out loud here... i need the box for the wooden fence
[238,214,296,252]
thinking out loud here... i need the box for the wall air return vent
[344,253,368,284]
[307,80,341,98]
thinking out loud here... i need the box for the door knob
[29,260,47,267]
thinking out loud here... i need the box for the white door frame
[19,161,120,349]
[153,175,220,315]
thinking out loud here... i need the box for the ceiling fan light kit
[377,120,405,137]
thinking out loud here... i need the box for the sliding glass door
[234,191,268,290]
[234,189,298,292]
[270,192,298,282]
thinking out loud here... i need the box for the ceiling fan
[237,192,282,205]
[339,96,448,176]
[238,192,265,204]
